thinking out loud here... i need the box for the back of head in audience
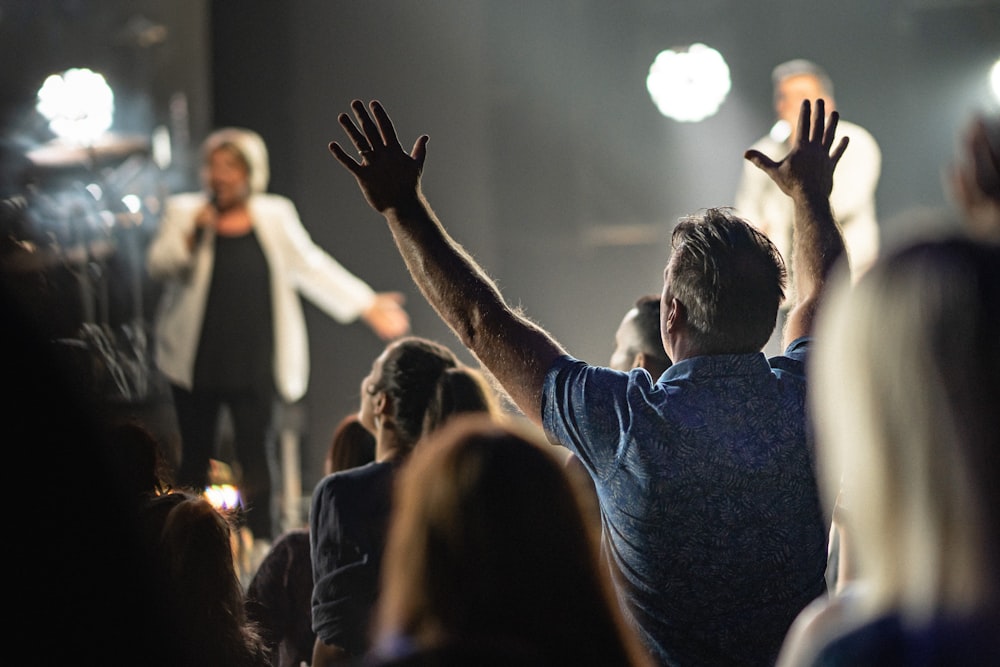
[325,413,376,476]
[311,338,503,663]
[99,419,172,504]
[361,336,460,452]
[371,414,652,667]
[361,336,505,457]
[667,207,786,356]
[813,237,1000,622]
[421,364,504,435]
[141,491,270,667]
[4,278,180,666]
[609,293,672,377]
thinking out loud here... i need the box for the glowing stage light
[36,68,115,144]
[647,43,731,122]
[122,194,142,213]
[205,484,242,511]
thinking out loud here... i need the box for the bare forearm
[782,192,847,346]
[383,194,564,421]
[792,192,847,304]
[329,99,565,420]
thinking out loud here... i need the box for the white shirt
[735,118,881,293]
[147,191,376,402]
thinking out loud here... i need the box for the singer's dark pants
[171,383,277,541]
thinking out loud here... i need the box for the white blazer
[735,118,881,281]
[147,191,376,403]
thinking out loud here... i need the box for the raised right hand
[744,99,849,202]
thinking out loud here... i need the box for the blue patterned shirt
[542,338,827,667]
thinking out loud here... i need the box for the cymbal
[26,134,150,170]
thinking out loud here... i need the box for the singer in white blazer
[147,127,409,541]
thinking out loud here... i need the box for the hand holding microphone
[188,192,219,251]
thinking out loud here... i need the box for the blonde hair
[201,127,270,193]
[812,238,1000,621]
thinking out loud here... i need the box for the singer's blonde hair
[201,127,270,193]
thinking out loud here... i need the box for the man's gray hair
[771,59,834,98]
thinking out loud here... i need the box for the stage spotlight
[647,43,731,122]
[36,68,114,145]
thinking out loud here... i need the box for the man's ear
[666,297,686,333]
[373,391,390,417]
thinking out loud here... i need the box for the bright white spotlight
[122,194,142,213]
[647,43,731,122]
[991,58,1000,103]
[36,68,114,145]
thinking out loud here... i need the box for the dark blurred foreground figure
[367,414,653,667]
[3,280,178,666]
[324,97,846,665]
[139,490,271,667]
[247,413,376,667]
[99,419,173,504]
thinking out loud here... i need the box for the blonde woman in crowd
[777,237,1000,665]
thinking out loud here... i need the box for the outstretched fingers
[411,135,429,169]
[809,98,825,145]
[797,99,812,147]
[821,107,848,167]
[745,149,780,174]
[351,99,382,150]
[821,108,839,151]
[340,109,370,152]
[370,101,403,151]
[830,136,849,169]
[328,140,362,175]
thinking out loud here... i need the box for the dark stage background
[2,0,998,515]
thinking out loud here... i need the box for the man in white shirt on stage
[735,59,880,355]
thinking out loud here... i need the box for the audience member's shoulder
[314,461,388,497]
[777,588,868,667]
[270,526,310,550]
[768,336,810,375]
[811,610,1000,667]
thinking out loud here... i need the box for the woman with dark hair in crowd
[310,336,503,666]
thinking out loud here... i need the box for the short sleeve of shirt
[542,355,660,482]
[770,336,810,374]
